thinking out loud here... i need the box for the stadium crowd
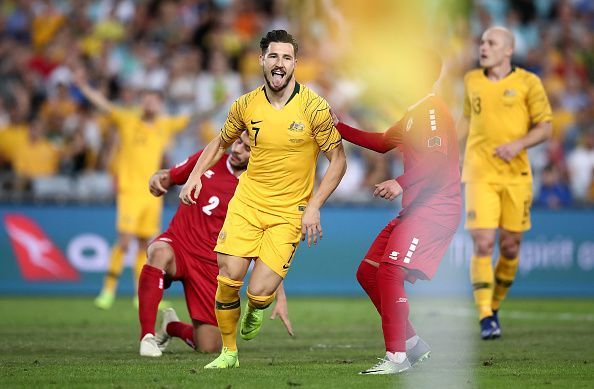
[0,0,593,208]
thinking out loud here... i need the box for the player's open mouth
[271,69,285,84]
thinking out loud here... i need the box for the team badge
[467,210,476,221]
[218,230,227,242]
[503,89,516,97]
[288,121,305,132]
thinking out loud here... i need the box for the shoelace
[368,357,390,371]
[217,348,235,366]
[155,333,169,345]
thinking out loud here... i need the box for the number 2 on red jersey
[202,196,220,216]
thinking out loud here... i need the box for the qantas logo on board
[4,214,79,281]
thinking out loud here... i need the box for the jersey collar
[483,65,516,78]
[262,82,301,106]
[407,93,435,112]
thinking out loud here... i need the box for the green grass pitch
[0,296,592,388]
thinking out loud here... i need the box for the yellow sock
[492,255,519,311]
[470,255,494,320]
[134,250,147,293]
[215,275,243,351]
[246,290,276,309]
[102,246,125,294]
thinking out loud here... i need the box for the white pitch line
[413,306,594,322]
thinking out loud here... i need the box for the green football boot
[204,347,240,369]
[240,303,264,340]
[94,290,115,310]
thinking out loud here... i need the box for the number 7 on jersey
[252,127,260,146]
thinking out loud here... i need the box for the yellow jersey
[110,108,188,194]
[14,138,61,178]
[462,67,552,183]
[0,124,28,164]
[220,83,342,217]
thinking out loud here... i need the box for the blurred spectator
[567,127,594,203]
[535,163,572,209]
[62,103,103,171]
[129,47,169,91]
[195,49,242,143]
[0,102,28,170]
[30,0,65,50]
[13,119,61,185]
[167,50,202,114]
[40,83,76,123]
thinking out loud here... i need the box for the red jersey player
[137,132,293,357]
[333,51,461,374]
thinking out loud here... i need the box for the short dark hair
[260,30,298,57]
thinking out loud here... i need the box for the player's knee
[196,337,221,354]
[197,343,220,354]
[246,289,275,309]
[146,245,173,270]
[117,234,134,252]
[500,238,520,259]
[474,238,494,256]
[217,258,245,281]
[118,240,130,253]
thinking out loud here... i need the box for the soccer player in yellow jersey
[179,30,347,369]
[73,69,190,310]
[459,27,552,339]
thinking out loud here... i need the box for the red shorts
[155,232,218,326]
[365,215,456,283]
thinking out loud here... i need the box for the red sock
[406,319,416,339]
[377,262,409,353]
[138,264,164,339]
[166,321,195,349]
[356,260,382,314]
